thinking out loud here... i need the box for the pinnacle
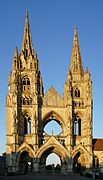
[85,66,89,74]
[14,47,18,57]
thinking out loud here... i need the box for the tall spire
[21,10,34,56]
[69,27,84,75]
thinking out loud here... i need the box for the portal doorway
[46,152,61,173]
[73,152,86,173]
[39,147,62,174]
[19,151,33,173]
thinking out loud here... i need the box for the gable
[36,136,69,158]
[43,86,64,107]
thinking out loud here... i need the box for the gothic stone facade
[6,12,102,174]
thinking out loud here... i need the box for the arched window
[93,156,99,168]
[30,98,32,105]
[78,102,81,107]
[73,101,77,107]
[34,62,36,69]
[75,88,80,97]
[22,77,30,92]
[22,97,32,105]
[74,116,81,136]
[24,115,31,135]
[24,49,28,60]
[19,59,22,69]
[30,63,32,69]
[23,98,26,105]
[14,60,16,68]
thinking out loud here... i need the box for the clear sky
[0,0,103,155]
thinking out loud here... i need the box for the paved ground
[0,173,98,180]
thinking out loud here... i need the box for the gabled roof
[93,139,103,151]
[45,86,60,96]
[43,86,64,107]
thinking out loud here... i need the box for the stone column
[68,157,73,173]
[61,164,68,174]
[32,158,40,173]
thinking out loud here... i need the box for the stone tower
[64,27,93,171]
[6,11,44,172]
[6,12,93,174]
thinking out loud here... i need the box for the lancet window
[22,97,32,105]
[74,88,80,97]
[74,116,81,136]
[19,59,22,69]
[22,77,30,92]
[24,49,28,60]
[24,115,31,135]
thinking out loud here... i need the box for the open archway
[16,142,35,173]
[18,151,33,173]
[37,137,69,174]
[39,147,63,173]
[73,151,86,173]
[46,152,61,173]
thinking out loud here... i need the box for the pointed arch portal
[39,146,63,173]
[36,136,70,173]
[73,151,86,173]
[18,151,33,172]
[46,153,61,173]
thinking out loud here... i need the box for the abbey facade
[6,12,103,174]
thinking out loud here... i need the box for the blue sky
[0,0,103,155]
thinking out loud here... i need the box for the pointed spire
[21,10,34,56]
[69,27,84,75]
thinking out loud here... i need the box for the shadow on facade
[18,151,33,173]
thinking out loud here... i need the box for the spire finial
[26,9,28,18]
[74,25,77,31]
[73,26,78,41]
